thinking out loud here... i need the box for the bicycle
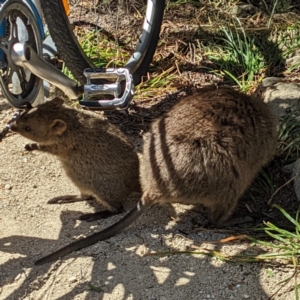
[0,0,165,110]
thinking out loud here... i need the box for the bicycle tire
[0,0,43,108]
[41,0,165,86]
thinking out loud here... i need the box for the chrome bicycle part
[11,42,78,99]
[80,67,134,110]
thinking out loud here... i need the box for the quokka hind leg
[78,193,126,222]
[78,208,124,222]
[80,190,156,223]
[209,198,254,228]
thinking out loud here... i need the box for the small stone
[4,184,12,190]
[15,274,21,281]
[261,77,281,88]
[69,276,77,283]
[30,281,40,290]
[244,295,250,299]
[231,4,257,17]
[263,82,300,117]
[283,162,295,174]
[286,56,300,68]
[292,159,300,201]
[33,184,37,188]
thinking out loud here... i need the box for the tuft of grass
[61,62,76,82]
[251,168,275,195]
[277,23,300,55]
[135,66,177,98]
[76,30,130,68]
[203,23,266,91]
[277,102,300,164]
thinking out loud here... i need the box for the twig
[268,173,299,205]
[175,60,181,76]
[88,283,104,293]
[191,227,265,234]
[190,235,248,247]
[268,256,298,300]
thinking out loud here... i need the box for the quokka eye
[24,126,31,132]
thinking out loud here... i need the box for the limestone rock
[262,82,300,117]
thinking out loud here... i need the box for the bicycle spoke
[15,67,26,84]
[9,15,18,41]
[0,37,9,55]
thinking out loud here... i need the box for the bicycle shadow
[53,247,271,300]
[0,208,130,298]
[0,204,272,300]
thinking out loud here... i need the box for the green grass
[61,28,134,80]
[76,30,130,68]
[135,66,177,98]
[201,23,266,91]
[277,102,300,164]
[252,168,275,195]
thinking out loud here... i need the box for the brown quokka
[34,86,278,265]
[10,97,140,221]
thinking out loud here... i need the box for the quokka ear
[50,119,67,135]
[49,97,64,108]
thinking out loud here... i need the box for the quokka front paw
[25,143,39,151]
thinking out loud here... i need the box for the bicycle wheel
[0,0,43,108]
[41,0,165,86]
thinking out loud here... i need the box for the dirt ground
[0,92,299,300]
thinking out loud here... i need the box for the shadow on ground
[0,204,271,300]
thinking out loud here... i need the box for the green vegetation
[277,103,300,163]
[203,24,266,91]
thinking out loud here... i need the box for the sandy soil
[0,94,298,300]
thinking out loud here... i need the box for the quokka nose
[9,122,18,132]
